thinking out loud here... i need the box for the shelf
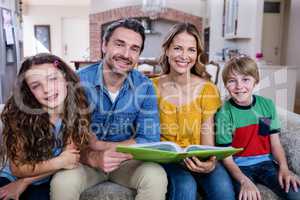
[224,35,251,40]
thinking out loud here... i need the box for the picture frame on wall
[34,25,51,52]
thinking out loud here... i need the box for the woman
[153,23,235,200]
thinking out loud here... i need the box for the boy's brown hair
[222,56,260,84]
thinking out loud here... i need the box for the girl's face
[166,31,197,75]
[25,63,67,111]
[225,70,256,106]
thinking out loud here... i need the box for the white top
[108,90,119,102]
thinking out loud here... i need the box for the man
[50,18,167,200]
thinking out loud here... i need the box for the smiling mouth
[175,59,190,66]
[234,92,249,97]
[115,57,132,66]
[45,93,58,101]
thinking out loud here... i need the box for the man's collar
[93,62,135,90]
[93,62,103,87]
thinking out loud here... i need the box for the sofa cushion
[277,107,300,174]
[80,181,136,200]
[258,184,281,200]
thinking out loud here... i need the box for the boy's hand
[184,156,216,173]
[278,167,300,193]
[239,178,261,200]
[0,179,29,200]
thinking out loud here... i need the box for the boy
[215,56,300,200]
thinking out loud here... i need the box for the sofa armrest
[280,133,300,175]
[278,107,300,175]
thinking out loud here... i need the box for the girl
[153,23,235,200]
[0,53,90,200]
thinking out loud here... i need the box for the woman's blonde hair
[159,22,210,80]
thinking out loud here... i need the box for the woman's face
[25,63,67,111]
[166,31,198,75]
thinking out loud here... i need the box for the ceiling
[22,0,90,6]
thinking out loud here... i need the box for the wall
[88,0,206,60]
[90,0,207,18]
[208,0,263,61]
[281,0,291,65]
[89,6,202,60]
[285,0,300,112]
[23,5,89,58]
[23,0,89,6]
[141,20,175,58]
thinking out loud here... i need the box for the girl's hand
[0,179,29,200]
[184,156,216,173]
[239,178,261,200]
[278,167,300,193]
[64,141,78,151]
[58,148,80,169]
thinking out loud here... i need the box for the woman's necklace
[167,75,193,97]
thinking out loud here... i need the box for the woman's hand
[184,156,216,173]
[278,167,300,193]
[0,179,29,200]
[239,178,261,200]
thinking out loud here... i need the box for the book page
[184,145,232,152]
[129,141,183,152]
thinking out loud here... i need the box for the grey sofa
[0,105,299,200]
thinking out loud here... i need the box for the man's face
[102,27,143,75]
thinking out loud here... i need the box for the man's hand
[0,179,29,200]
[94,149,133,173]
[184,156,216,173]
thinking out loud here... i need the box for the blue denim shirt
[77,63,160,143]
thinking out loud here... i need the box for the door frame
[262,0,285,65]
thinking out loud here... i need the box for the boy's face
[225,70,257,106]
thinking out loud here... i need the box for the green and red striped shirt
[216,95,280,157]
